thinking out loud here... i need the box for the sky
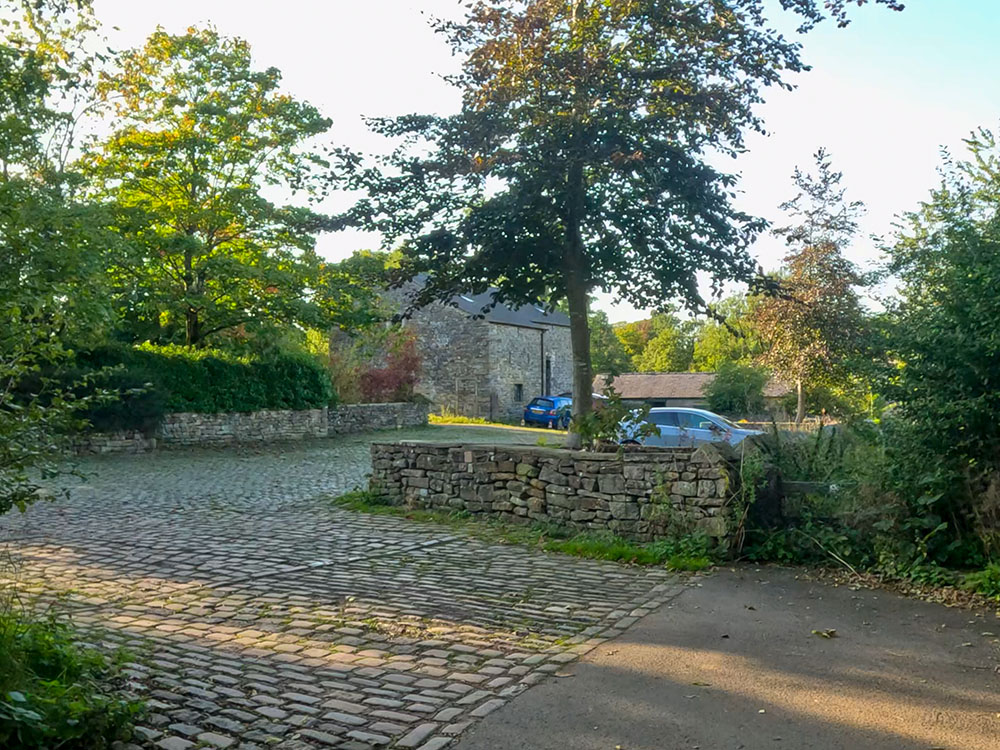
[92,0,1000,322]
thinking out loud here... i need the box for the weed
[0,611,143,749]
[964,564,1000,600]
[333,489,718,570]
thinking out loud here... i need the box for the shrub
[703,362,769,416]
[359,331,421,404]
[71,345,334,432]
[0,612,142,748]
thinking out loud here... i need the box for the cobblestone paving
[1,427,683,750]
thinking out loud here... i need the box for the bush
[0,612,141,748]
[703,362,769,416]
[71,345,335,432]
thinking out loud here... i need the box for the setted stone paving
[0,427,682,750]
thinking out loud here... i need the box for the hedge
[73,345,335,433]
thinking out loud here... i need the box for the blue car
[523,396,572,429]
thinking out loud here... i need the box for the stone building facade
[392,288,573,422]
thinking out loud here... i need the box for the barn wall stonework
[487,323,543,421]
[401,303,492,418]
[398,300,573,421]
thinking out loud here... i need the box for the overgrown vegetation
[331,489,718,571]
[703,362,769,416]
[740,424,1000,599]
[0,610,142,749]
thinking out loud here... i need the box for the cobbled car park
[0,427,681,750]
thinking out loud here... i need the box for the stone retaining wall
[329,402,430,435]
[370,441,740,542]
[76,402,428,454]
[159,408,329,446]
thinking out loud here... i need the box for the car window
[529,398,554,409]
[675,412,706,429]
[648,411,678,427]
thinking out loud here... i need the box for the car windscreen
[529,398,554,409]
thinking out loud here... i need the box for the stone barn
[397,289,573,422]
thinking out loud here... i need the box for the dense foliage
[73,346,335,432]
[703,362,769,416]
[0,610,142,749]
[82,28,372,348]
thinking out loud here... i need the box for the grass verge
[332,489,716,571]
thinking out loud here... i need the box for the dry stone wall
[370,441,740,542]
[76,402,428,454]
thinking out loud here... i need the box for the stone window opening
[514,383,524,402]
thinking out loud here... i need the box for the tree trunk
[795,379,805,425]
[185,308,201,347]
[564,265,592,449]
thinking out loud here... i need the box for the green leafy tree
[589,310,630,375]
[703,362,769,416]
[347,0,868,448]
[691,295,762,371]
[633,318,694,372]
[752,149,867,424]
[1,0,112,514]
[884,128,1000,556]
[83,28,345,348]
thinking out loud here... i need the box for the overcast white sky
[93,0,1000,322]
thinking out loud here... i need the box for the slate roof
[449,290,570,330]
[594,372,791,400]
[399,276,570,330]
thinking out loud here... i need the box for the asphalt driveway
[456,566,1000,750]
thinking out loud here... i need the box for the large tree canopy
[83,28,345,347]
[346,0,828,444]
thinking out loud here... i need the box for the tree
[589,310,630,375]
[345,0,899,447]
[1,0,110,513]
[703,362,769,416]
[691,294,763,371]
[752,149,867,423]
[633,317,694,372]
[885,128,1000,496]
[83,28,343,348]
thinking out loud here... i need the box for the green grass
[332,490,716,571]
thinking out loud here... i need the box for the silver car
[621,407,762,448]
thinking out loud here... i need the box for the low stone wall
[329,402,430,435]
[370,441,740,542]
[76,402,429,454]
[159,408,329,446]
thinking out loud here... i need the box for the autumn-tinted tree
[632,316,695,372]
[752,149,867,423]
[83,28,344,348]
